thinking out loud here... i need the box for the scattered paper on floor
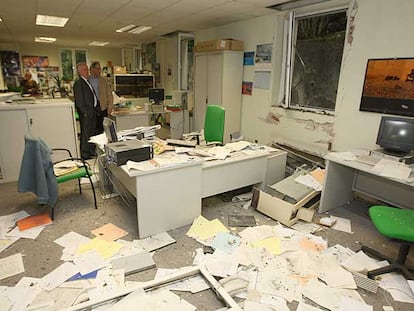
[91,223,128,242]
[0,253,25,280]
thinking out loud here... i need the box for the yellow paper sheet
[251,237,281,255]
[77,237,122,259]
[186,216,228,240]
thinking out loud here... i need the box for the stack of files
[119,125,161,141]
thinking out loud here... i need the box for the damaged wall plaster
[261,110,334,153]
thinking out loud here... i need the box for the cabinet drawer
[353,171,413,209]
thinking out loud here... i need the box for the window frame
[280,5,348,115]
[59,48,88,81]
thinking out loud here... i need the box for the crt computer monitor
[376,116,414,155]
[103,117,118,143]
[148,88,164,104]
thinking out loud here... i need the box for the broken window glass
[289,10,347,111]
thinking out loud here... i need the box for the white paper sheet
[38,262,79,291]
[1,286,36,311]
[339,296,373,311]
[0,211,30,238]
[6,225,46,239]
[294,174,322,191]
[302,279,342,310]
[73,250,107,276]
[139,232,176,252]
[380,273,414,303]
[0,253,25,280]
[54,231,91,248]
[341,251,388,274]
[329,152,358,161]
[331,216,353,233]
[372,159,412,181]
[296,302,324,311]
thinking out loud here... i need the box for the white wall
[195,0,414,156]
[0,42,122,74]
[333,0,414,152]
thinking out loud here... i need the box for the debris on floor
[0,203,414,310]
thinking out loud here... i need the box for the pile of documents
[0,216,181,310]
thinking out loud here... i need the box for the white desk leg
[136,164,202,238]
[319,160,355,213]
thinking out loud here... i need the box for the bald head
[77,62,89,79]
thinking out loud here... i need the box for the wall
[195,0,414,156]
[0,42,122,75]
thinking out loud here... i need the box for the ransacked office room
[0,0,413,310]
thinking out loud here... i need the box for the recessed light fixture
[36,14,68,27]
[34,36,56,43]
[89,41,110,46]
[116,24,152,34]
[116,24,137,33]
[128,26,152,34]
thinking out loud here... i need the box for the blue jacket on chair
[18,136,58,207]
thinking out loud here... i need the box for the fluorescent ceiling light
[89,41,109,46]
[36,14,68,27]
[116,24,137,33]
[0,17,2,22]
[128,26,152,34]
[34,36,56,43]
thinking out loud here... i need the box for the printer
[105,140,153,166]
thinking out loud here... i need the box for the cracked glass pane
[290,11,347,110]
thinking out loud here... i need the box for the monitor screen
[148,88,164,104]
[103,117,118,143]
[376,116,414,155]
[359,58,414,117]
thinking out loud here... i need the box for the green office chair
[52,148,97,220]
[203,105,226,145]
[361,205,414,280]
[18,136,97,220]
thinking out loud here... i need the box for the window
[59,48,88,81]
[282,8,347,112]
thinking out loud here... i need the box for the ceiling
[0,0,324,48]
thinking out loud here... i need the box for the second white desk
[109,148,287,238]
[319,154,414,213]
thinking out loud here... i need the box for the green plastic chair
[361,205,414,280]
[203,105,225,145]
[52,148,97,220]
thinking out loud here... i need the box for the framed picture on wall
[359,58,414,117]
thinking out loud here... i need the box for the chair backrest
[204,105,225,144]
[18,136,58,207]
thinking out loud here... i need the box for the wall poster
[22,56,49,69]
[255,44,272,71]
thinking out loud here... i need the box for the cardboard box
[252,188,320,227]
[194,39,244,52]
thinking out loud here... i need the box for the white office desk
[319,154,414,213]
[108,147,287,238]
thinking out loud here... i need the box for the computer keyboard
[166,138,197,148]
[356,155,380,166]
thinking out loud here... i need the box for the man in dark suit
[73,62,100,159]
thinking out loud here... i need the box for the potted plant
[49,73,68,98]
